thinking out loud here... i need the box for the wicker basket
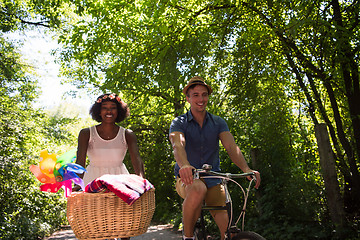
[67,188,155,240]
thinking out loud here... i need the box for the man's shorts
[175,177,226,207]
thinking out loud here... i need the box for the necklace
[97,124,118,140]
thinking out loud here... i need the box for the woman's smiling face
[100,101,118,122]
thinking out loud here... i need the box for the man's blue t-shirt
[169,110,229,188]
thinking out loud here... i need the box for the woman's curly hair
[89,93,130,123]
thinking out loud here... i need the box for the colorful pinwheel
[30,149,86,197]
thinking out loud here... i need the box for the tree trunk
[314,123,346,232]
[331,0,360,214]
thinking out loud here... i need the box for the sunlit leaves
[52,0,360,237]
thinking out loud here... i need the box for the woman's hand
[72,185,81,192]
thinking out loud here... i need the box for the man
[169,76,261,240]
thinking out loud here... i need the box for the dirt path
[44,224,182,240]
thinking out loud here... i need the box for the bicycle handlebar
[192,164,258,234]
[193,164,256,180]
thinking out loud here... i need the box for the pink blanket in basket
[85,174,154,205]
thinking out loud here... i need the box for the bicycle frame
[194,167,256,240]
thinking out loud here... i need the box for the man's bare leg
[182,180,207,238]
[212,210,229,240]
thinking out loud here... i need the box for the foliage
[53,0,360,238]
[1,0,359,239]
[0,39,63,239]
[0,4,83,237]
[1,0,69,32]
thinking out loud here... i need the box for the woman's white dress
[83,125,129,186]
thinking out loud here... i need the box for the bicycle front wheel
[231,231,266,240]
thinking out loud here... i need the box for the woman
[75,93,145,240]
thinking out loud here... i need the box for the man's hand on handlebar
[247,170,261,189]
[179,165,195,186]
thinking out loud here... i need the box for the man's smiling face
[186,84,209,113]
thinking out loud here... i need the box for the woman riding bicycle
[169,76,261,240]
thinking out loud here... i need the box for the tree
[54,0,359,238]
[0,1,83,239]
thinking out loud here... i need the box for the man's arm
[169,131,194,185]
[219,131,261,188]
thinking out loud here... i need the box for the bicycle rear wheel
[231,231,266,240]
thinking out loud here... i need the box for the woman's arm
[75,128,90,179]
[125,129,145,178]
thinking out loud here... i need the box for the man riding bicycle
[169,76,261,240]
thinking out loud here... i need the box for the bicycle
[192,164,266,240]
